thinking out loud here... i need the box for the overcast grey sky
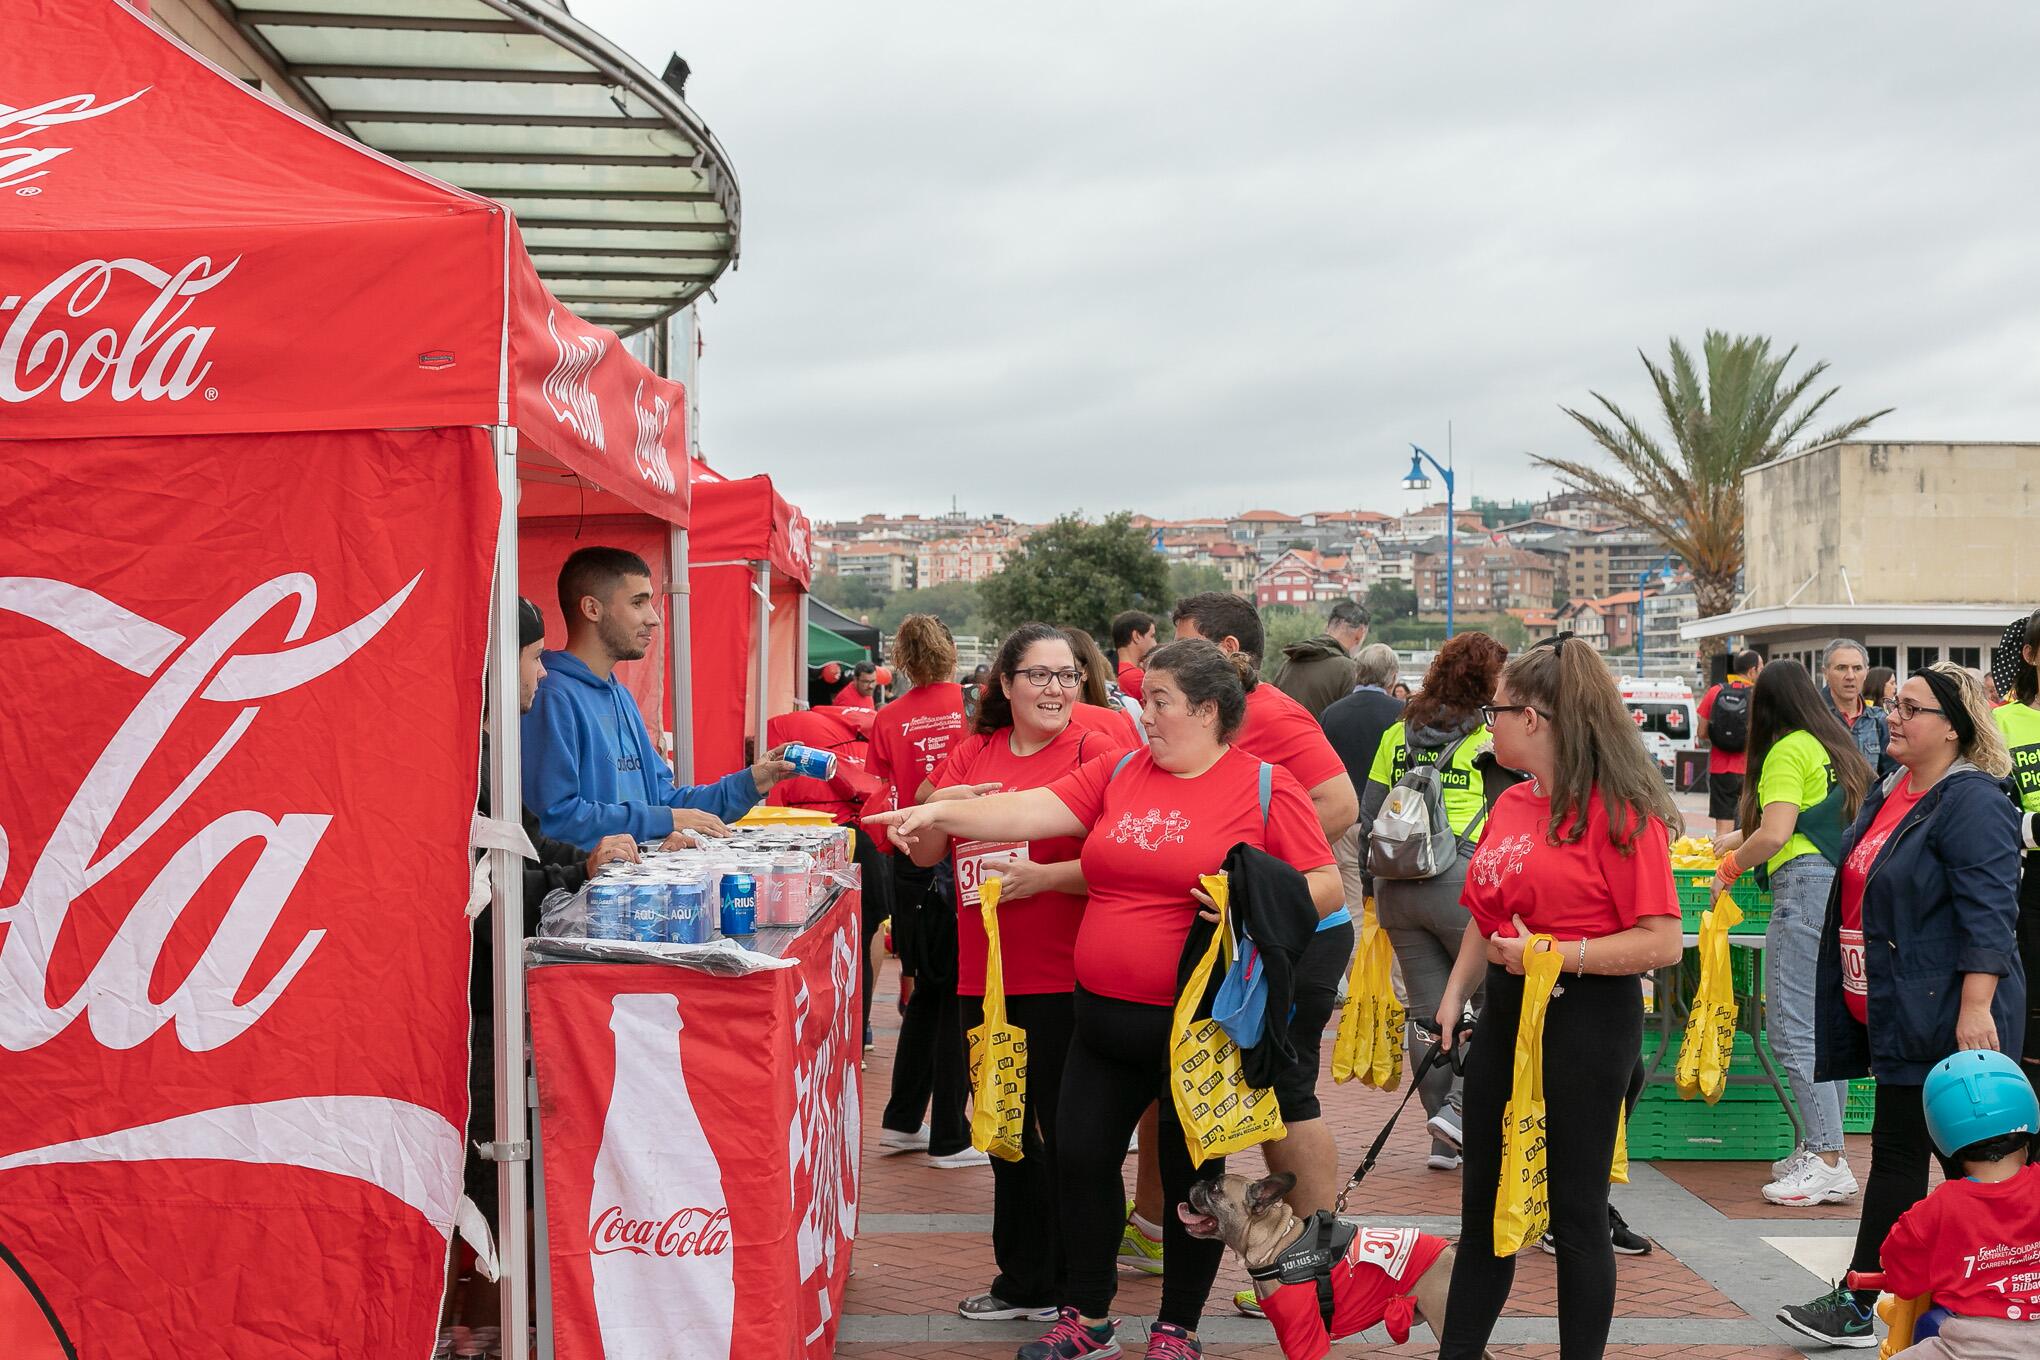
[576,1,2040,523]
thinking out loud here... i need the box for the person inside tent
[523,546,795,847]
[833,660,881,710]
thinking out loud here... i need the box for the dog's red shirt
[1259,1225,1448,1359]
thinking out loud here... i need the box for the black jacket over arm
[1174,842,1323,1090]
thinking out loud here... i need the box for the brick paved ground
[846,958,1863,1357]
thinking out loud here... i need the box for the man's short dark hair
[853,661,877,677]
[1110,610,1156,650]
[1328,599,1371,630]
[1172,592,1265,664]
[558,546,654,622]
[1733,649,1762,673]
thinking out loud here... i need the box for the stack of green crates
[1632,1029,1797,1161]
[1673,868,1772,934]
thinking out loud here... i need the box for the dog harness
[1252,1216,1446,1358]
[1247,1210,1352,1329]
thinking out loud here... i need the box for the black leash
[1333,1018,1474,1216]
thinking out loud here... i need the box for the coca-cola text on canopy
[0,256,237,404]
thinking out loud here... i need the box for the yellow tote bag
[1170,874,1287,1167]
[1333,901,1406,1090]
[1610,1105,1629,1184]
[965,877,1028,1162]
[1493,938,1562,1256]
[1675,896,1742,1104]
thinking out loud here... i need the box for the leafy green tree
[811,570,886,614]
[875,580,983,633]
[1167,561,1229,599]
[1535,331,1890,648]
[1364,580,1417,623]
[980,512,1171,637]
[1258,604,1329,679]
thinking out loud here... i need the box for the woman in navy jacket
[1778,664,2025,1347]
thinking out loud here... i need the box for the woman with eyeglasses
[871,615,980,1168]
[1778,663,2026,1348]
[899,624,1135,1324]
[1358,630,1512,1173]
[1431,635,1684,1360]
[869,638,1341,1360]
[1708,660,1873,1209]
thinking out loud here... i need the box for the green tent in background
[808,621,866,667]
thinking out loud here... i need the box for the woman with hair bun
[1432,635,1685,1359]
[869,637,1341,1360]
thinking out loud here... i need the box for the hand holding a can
[662,809,731,849]
[749,743,800,794]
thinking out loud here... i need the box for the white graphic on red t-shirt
[1111,807,1190,851]
[1845,824,1897,879]
[1470,832,1534,890]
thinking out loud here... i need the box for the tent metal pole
[486,425,533,1360]
[669,525,694,784]
[753,562,772,757]
[796,593,811,708]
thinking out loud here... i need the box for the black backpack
[1709,681,1752,753]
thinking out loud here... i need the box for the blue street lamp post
[1403,445,1455,639]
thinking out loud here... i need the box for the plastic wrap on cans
[763,853,809,925]
[665,877,711,945]
[785,742,838,780]
[719,872,757,937]
[625,882,666,943]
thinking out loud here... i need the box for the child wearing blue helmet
[1877,1050,2040,1357]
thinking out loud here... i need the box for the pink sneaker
[1143,1322,1202,1359]
[1017,1307,1121,1359]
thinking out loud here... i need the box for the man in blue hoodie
[524,546,795,847]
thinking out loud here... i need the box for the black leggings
[855,831,892,1035]
[1058,987,1226,1331]
[1848,1083,1960,1306]
[882,862,969,1155]
[962,991,1076,1307]
[1442,966,1641,1360]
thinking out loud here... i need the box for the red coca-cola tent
[0,5,689,1357]
[686,462,818,777]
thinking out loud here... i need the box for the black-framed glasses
[1890,699,1945,722]
[1480,703,1543,723]
[1013,666,1085,690]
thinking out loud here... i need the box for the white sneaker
[878,1124,931,1155]
[929,1144,991,1169]
[1426,1107,1463,1151]
[1425,1150,1462,1172]
[1771,1144,1813,1181]
[1763,1154,1859,1207]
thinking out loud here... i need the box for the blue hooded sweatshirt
[523,649,762,847]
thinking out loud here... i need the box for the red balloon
[819,662,842,684]
[873,666,894,687]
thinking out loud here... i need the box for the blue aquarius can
[785,743,838,780]
[625,882,667,943]
[665,878,710,945]
[719,872,758,937]
[586,880,629,940]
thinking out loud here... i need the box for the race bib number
[1346,1225,1419,1281]
[1839,927,1867,999]
[956,840,1029,909]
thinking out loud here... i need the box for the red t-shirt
[1882,1164,2040,1320]
[933,724,1129,996]
[1236,682,1348,793]
[1837,777,1927,1024]
[830,683,876,711]
[866,684,968,840]
[1047,745,1334,1005]
[1116,660,1146,702]
[1698,681,1749,775]
[1070,698,1144,748]
[764,708,879,824]
[1261,1227,1450,1360]
[1461,785,1678,939]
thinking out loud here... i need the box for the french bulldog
[1180,1172,1486,1359]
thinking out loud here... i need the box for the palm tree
[1534,331,1891,651]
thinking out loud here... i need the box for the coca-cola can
[586,880,628,940]
[625,883,666,943]
[784,743,838,780]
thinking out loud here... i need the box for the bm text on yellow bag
[1170,874,1287,1167]
[1333,901,1405,1090]
[965,877,1027,1162]
[1675,896,1742,1104]
[1493,937,1563,1256]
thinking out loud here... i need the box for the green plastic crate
[1675,870,1771,934]
[1844,1078,1876,1134]
[1628,1094,1796,1161]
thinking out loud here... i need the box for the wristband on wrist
[1717,851,1742,884]
[1577,936,1588,975]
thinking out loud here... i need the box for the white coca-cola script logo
[787,515,812,573]
[630,378,676,495]
[789,925,859,1346]
[543,310,606,451]
[1,256,238,403]
[589,1205,731,1258]
[0,570,417,1052]
[0,89,148,190]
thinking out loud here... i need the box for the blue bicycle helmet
[1922,1051,2039,1159]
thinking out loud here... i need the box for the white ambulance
[1618,676,1699,781]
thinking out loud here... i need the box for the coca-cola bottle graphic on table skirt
[588,993,734,1359]
[0,1243,76,1360]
